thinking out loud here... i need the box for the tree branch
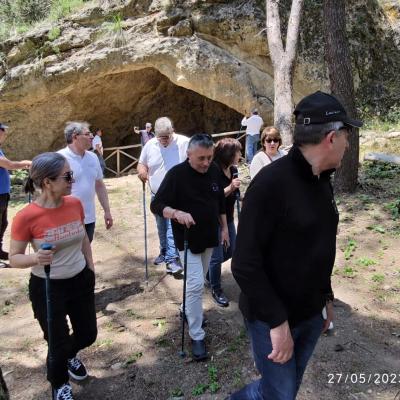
[266,0,284,64]
[285,0,304,63]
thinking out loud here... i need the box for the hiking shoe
[191,339,207,361]
[166,259,183,276]
[52,383,74,400]
[67,357,88,381]
[0,250,8,260]
[153,253,165,265]
[212,289,229,307]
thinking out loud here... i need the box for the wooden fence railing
[103,130,246,177]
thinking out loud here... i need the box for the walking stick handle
[40,243,53,276]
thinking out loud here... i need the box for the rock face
[0,0,399,158]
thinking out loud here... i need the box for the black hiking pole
[232,170,241,219]
[41,243,54,381]
[179,228,189,358]
[142,181,149,285]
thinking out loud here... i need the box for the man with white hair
[58,121,113,242]
[134,122,155,147]
[137,117,189,275]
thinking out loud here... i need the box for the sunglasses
[265,138,280,144]
[57,171,74,183]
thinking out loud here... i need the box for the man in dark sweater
[230,91,363,400]
[151,134,229,361]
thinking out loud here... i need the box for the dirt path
[1,172,399,400]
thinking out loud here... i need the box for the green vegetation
[361,105,400,132]
[191,383,208,396]
[356,257,376,267]
[48,25,61,41]
[170,388,184,397]
[343,239,357,260]
[125,351,142,366]
[343,265,356,278]
[371,274,385,283]
[0,0,87,41]
[191,365,220,396]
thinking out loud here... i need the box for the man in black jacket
[230,91,362,400]
[151,134,229,361]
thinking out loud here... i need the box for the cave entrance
[65,67,243,175]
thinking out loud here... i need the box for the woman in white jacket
[249,126,286,180]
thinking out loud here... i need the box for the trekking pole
[232,170,241,219]
[41,243,54,377]
[28,192,32,255]
[142,181,149,285]
[179,227,189,358]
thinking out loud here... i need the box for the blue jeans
[230,314,324,400]
[207,221,236,291]
[246,134,260,163]
[153,211,179,264]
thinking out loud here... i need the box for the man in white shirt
[58,122,113,242]
[137,117,189,276]
[241,109,264,163]
[92,128,106,173]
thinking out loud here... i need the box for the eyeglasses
[265,138,279,144]
[57,171,74,183]
[157,134,171,140]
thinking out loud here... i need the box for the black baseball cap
[0,123,8,130]
[294,91,363,128]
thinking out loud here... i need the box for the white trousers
[179,248,213,341]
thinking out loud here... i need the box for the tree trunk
[0,367,9,400]
[324,0,359,192]
[274,66,293,146]
[266,0,304,146]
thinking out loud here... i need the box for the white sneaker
[52,383,74,400]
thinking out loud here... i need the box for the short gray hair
[154,117,173,136]
[188,134,214,150]
[25,152,67,194]
[293,121,345,146]
[64,121,90,144]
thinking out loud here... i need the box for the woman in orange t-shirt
[9,152,96,400]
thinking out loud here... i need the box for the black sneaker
[67,357,88,381]
[212,289,229,307]
[52,383,74,400]
[0,250,8,260]
[191,339,207,361]
[153,253,165,265]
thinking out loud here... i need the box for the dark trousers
[85,222,96,243]
[0,193,9,250]
[29,267,97,388]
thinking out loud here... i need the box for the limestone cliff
[0,0,398,158]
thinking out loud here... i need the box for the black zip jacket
[150,160,226,254]
[231,146,338,328]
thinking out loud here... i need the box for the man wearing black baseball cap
[0,123,31,264]
[230,91,362,399]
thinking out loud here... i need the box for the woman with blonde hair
[249,126,286,179]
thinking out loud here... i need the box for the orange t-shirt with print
[11,196,87,279]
